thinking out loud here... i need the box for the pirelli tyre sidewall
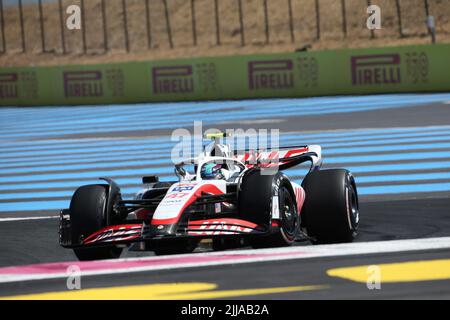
[301,169,359,244]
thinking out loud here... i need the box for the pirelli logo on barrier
[0,44,447,106]
[0,73,19,99]
[248,60,294,91]
[63,71,103,97]
[152,65,194,94]
[0,71,38,100]
[351,54,401,86]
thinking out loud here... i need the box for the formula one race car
[60,133,360,260]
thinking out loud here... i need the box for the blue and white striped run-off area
[1,93,450,212]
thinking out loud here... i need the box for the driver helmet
[200,163,225,180]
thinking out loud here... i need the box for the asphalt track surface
[1,93,450,299]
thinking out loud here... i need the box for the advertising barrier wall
[1,44,449,106]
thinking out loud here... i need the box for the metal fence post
[18,0,26,52]
[424,0,430,16]
[341,0,347,38]
[395,0,403,37]
[0,0,5,54]
[214,0,221,45]
[315,0,320,40]
[122,0,130,52]
[162,0,173,48]
[58,0,66,54]
[263,0,269,44]
[102,0,108,52]
[287,0,295,43]
[424,0,436,43]
[367,0,375,39]
[38,0,47,53]
[191,0,197,46]
[81,0,87,53]
[237,0,245,46]
[145,0,152,49]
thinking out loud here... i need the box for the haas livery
[60,132,360,260]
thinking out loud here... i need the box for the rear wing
[234,145,322,171]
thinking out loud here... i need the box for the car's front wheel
[70,184,123,261]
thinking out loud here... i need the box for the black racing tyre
[239,170,298,248]
[152,239,199,256]
[70,184,123,261]
[301,169,359,244]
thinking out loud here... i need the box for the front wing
[59,210,268,248]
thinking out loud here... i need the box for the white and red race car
[60,133,360,260]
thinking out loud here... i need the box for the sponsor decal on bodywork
[236,147,308,168]
[271,195,280,219]
[83,224,142,245]
[151,181,227,225]
[187,218,263,236]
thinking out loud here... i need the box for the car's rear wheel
[70,184,123,261]
[301,169,359,244]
